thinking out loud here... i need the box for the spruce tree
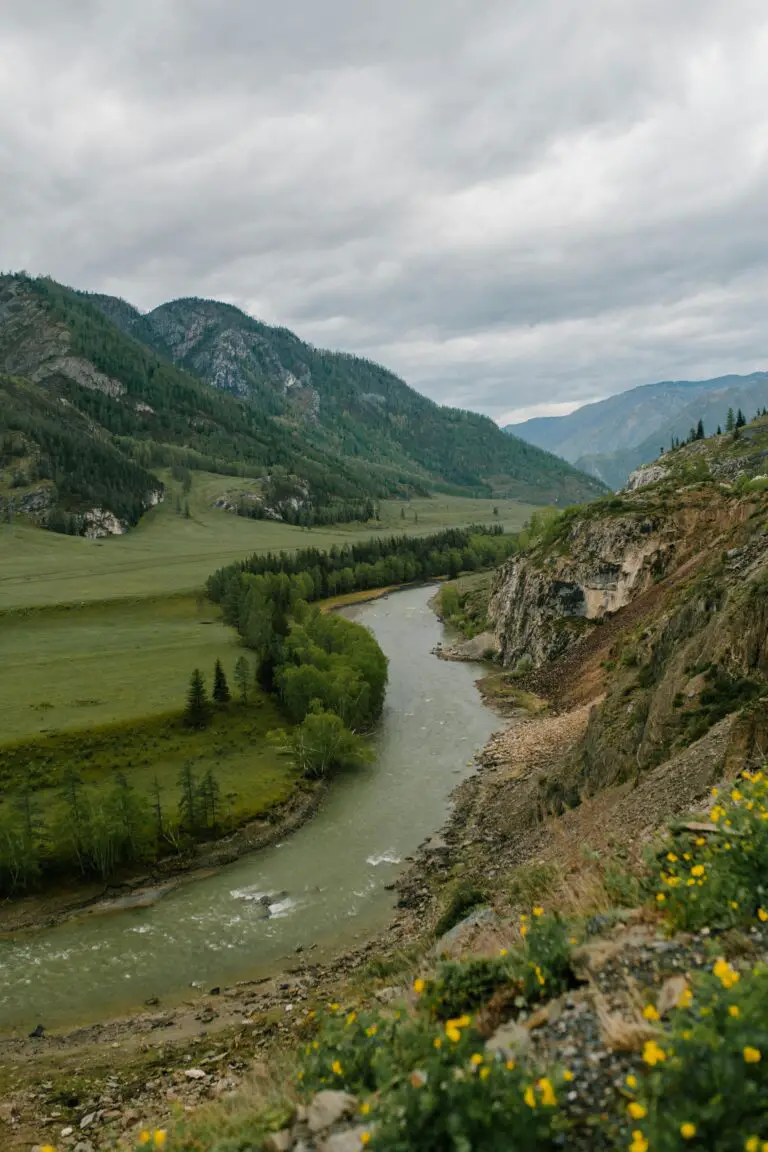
[178,761,199,832]
[198,769,221,830]
[726,407,735,432]
[696,418,705,440]
[184,668,210,729]
[736,408,746,428]
[234,655,251,703]
[212,658,231,704]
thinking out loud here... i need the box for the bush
[629,963,768,1151]
[648,769,768,931]
[290,708,373,779]
[298,1001,564,1151]
[433,883,488,938]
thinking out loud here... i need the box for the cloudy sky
[3,0,768,423]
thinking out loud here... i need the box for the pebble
[307,1090,358,1134]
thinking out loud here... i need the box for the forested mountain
[505,372,768,489]
[85,291,605,504]
[0,273,604,534]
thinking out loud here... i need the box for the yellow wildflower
[713,958,740,988]
[520,923,529,937]
[712,786,719,797]
[710,805,725,822]
[691,864,705,877]
[433,1036,442,1049]
[366,1024,378,1037]
[413,978,425,995]
[629,1131,649,1152]
[746,1138,760,1152]
[523,1085,537,1108]
[139,1135,151,1147]
[758,908,768,922]
[479,1066,490,1080]
[666,876,681,888]
[534,964,546,986]
[532,905,544,917]
[642,1039,666,1066]
[743,1046,761,1064]
[154,1135,167,1150]
[360,1102,371,1115]
[330,1002,340,1011]
[729,1005,740,1018]
[332,1059,343,1076]
[695,837,706,845]
[677,986,693,1009]
[506,1059,516,1070]
[626,1074,638,1089]
[537,1077,557,1107]
[470,1053,484,1066]
[563,1069,574,1081]
[642,1004,660,1022]
[680,1123,696,1140]
[445,1025,461,1043]
[666,852,678,862]
[360,1133,371,1146]
[628,1102,647,1120]
[346,1011,357,1026]
[731,789,742,802]
[40,1147,58,1152]
[499,947,508,956]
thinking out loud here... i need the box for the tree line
[207,524,514,606]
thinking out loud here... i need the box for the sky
[3,1,768,425]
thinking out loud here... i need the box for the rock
[209,986,221,996]
[435,906,498,957]
[80,1111,97,1128]
[144,996,160,1006]
[264,1130,294,1152]
[485,1020,531,1060]
[29,1024,45,1038]
[374,986,399,1004]
[61,1127,74,1137]
[307,1090,357,1133]
[319,1127,371,1152]
[657,975,689,1016]
[183,1068,208,1080]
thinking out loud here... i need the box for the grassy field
[0,473,535,610]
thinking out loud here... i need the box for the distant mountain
[506,373,768,489]
[0,275,605,535]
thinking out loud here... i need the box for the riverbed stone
[435,905,498,957]
[264,1130,294,1151]
[307,1090,357,1133]
[319,1126,371,1152]
[485,1020,531,1061]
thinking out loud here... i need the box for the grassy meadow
[0,476,535,863]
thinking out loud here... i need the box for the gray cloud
[2,0,768,422]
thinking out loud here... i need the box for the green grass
[0,698,298,834]
[0,594,244,742]
[0,475,534,610]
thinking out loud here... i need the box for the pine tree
[736,408,746,428]
[151,775,164,843]
[184,668,210,728]
[212,658,231,704]
[696,418,705,440]
[726,407,735,432]
[198,769,221,830]
[716,425,722,435]
[177,761,199,832]
[234,655,251,703]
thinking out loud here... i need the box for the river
[0,586,499,1034]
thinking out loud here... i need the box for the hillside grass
[0,478,534,610]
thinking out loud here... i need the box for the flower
[360,1133,371,1146]
[642,1039,667,1066]
[470,1053,484,1066]
[346,1011,357,1026]
[656,893,666,903]
[746,1138,760,1152]
[629,1131,649,1152]
[680,1122,696,1140]
[332,1059,343,1076]
[691,864,705,877]
[410,1069,427,1088]
[366,1024,378,1037]
[139,1135,151,1147]
[532,905,544,917]
[154,1135,167,1149]
[534,964,546,986]
[713,958,740,988]
[40,1147,57,1152]
[433,1036,442,1049]
[499,947,508,956]
[626,1074,638,1089]
[710,805,725,822]
[628,1102,647,1119]
[479,1066,490,1080]
[523,1085,537,1108]
[731,789,743,801]
[360,1102,371,1115]
[729,1005,741,1018]
[677,986,693,1009]
[537,1077,557,1106]
[666,852,678,862]
[743,1046,762,1064]
[758,908,768,922]
[506,1059,516,1070]
[642,1004,660,1022]
[563,1069,574,1082]
[413,978,425,995]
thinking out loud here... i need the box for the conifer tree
[726,407,735,432]
[198,769,221,830]
[177,761,199,832]
[212,658,231,704]
[184,668,210,728]
[234,655,251,703]
[736,408,746,428]
[695,418,705,440]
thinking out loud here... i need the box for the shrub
[648,769,768,931]
[298,1001,564,1152]
[628,962,768,1151]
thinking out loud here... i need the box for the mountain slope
[506,373,768,488]
[87,293,607,505]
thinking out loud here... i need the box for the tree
[58,767,90,874]
[290,709,372,779]
[234,655,251,704]
[151,775,164,843]
[726,407,735,432]
[107,773,150,864]
[716,425,722,436]
[177,761,199,833]
[736,408,747,429]
[198,769,221,830]
[184,669,210,729]
[695,418,705,440]
[212,658,231,704]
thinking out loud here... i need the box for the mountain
[0,274,606,535]
[506,372,768,488]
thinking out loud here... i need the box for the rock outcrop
[489,512,677,669]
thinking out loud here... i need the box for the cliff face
[489,511,678,668]
[488,424,768,800]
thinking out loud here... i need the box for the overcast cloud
[2,0,768,422]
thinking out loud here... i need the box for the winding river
[0,586,499,1034]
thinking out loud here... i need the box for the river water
[0,586,499,1034]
